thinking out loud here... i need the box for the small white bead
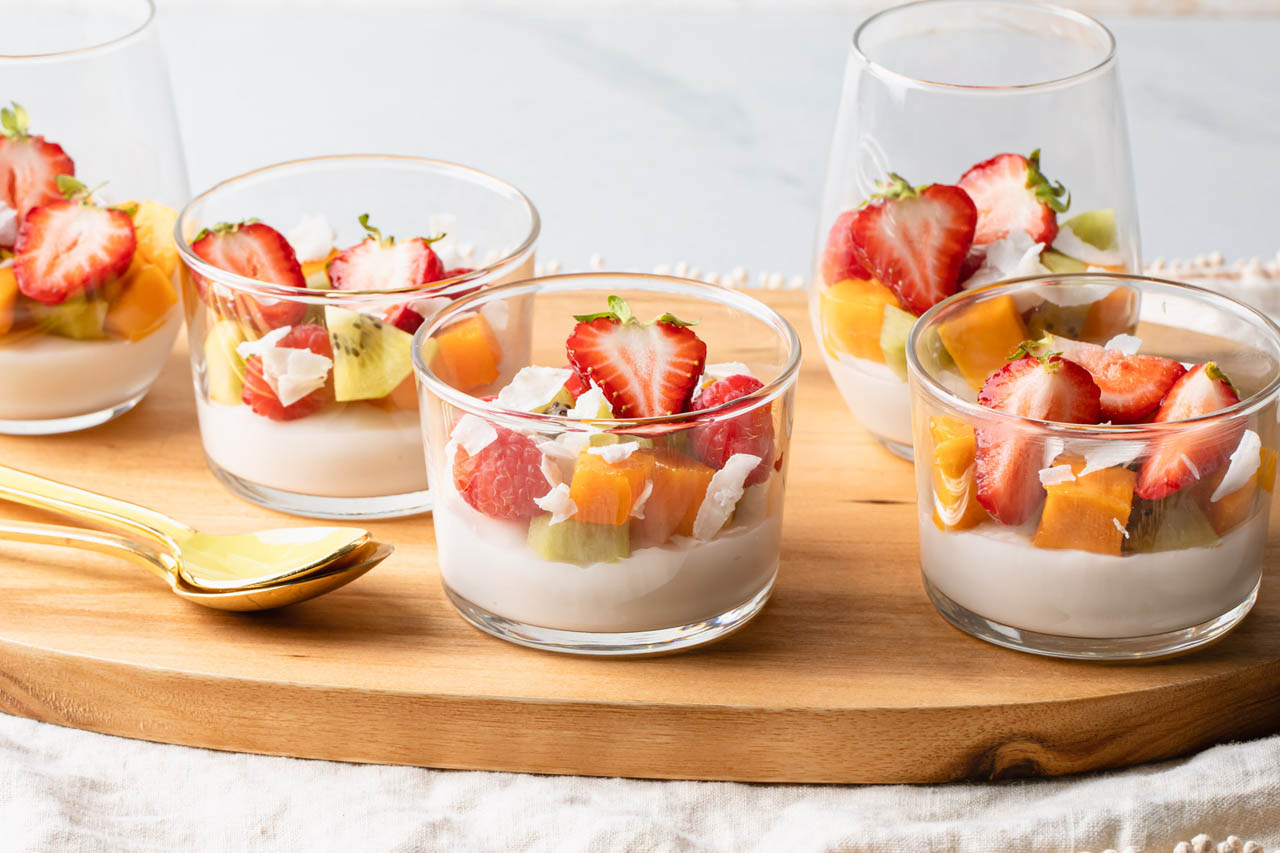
[757,271,769,287]
[534,262,546,276]
[767,272,785,290]
[653,263,672,275]
[732,266,748,284]
[674,261,689,277]
[703,272,720,285]
[1148,258,1165,272]
[1208,250,1224,267]
[688,268,701,280]
[788,275,806,290]
[547,259,561,274]
[589,253,605,271]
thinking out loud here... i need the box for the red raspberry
[384,303,425,334]
[241,324,334,421]
[689,374,775,486]
[452,425,550,520]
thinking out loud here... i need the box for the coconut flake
[427,214,458,265]
[1038,465,1076,487]
[568,386,613,420]
[286,214,336,263]
[496,366,573,412]
[1211,430,1262,502]
[0,201,17,246]
[1179,452,1201,481]
[236,327,333,406]
[629,480,653,519]
[588,441,641,464]
[540,453,563,488]
[450,414,498,457]
[1075,440,1147,477]
[1112,517,1130,539]
[534,483,576,525]
[697,362,753,389]
[1104,333,1142,355]
[236,326,291,359]
[691,453,762,541]
[961,230,1048,292]
[1052,224,1125,267]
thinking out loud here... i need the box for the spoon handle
[0,518,178,587]
[0,464,193,549]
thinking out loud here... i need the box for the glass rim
[852,0,1117,94]
[412,273,803,431]
[0,0,155,61]
[174,153,542,302]
[906,272,1280,434]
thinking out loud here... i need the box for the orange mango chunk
[818,278,905,361]
[569,450,654,526]
[1260,447,1277,494]
[367,374,418,412]
[0,267,18,335]
[929,416,988,531]
[631,449,716,545]
[105,260,178,341]
[1033,455,1137,556]
[124,200,180,279]
[301,249,339,284]
[937,295,1029,390]
[430,313,503,392]
[1081,288,1138,342]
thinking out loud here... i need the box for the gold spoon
[0,518,390,611]
[0,464,370,591]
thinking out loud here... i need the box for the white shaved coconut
[285,214,336,262]
[1052,224,1125,267]
[1211,430,1262,502]
[450,414,498,457]
[497,366,573,412]
[1075,441,1146,477]
[629,480,653,519]
[568,386,613,420]
[540,453,563,488]
[1038,465,1076,487]
[1104,334,1142,355]
[236,327,332,406]
[961,230,1048,292]
[1112,517,1129,539]
[236,326,290,359]
[691,454,762,541]
[534,483,576,525]
[588,441,641,464]
[698,362,753,388]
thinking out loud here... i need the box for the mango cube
[430,314,503,392]
[936,295,1028,389]
[0,267,18,336]
[1033,455,1137,555]
[1081,288,1138,342]
[568,450,655,526]
[818,278,905,361]
[126,201,179,279]
[929,416,988,531]
[631,449,716,545]
[105,260,178,341]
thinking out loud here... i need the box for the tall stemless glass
[0,0,187,433]
[811,0,1140,459]
[176,155,539,519]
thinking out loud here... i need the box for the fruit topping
[126,200,179,279]
[820,209,874,286]
[568,448,653,526]
[689,374,774,486]
[817,277,904,361]
[0,103,75,236]
[13,177,136,305]
[974,349,1101,525]
[238,324,334,421]
[566,295,707,418]
[936,294,1029,390]
[204,320,247,406]
[285,214,337,264]
[452,424,550,520]
[327,214,445,291]
[1134,362,1242,500]
[191,220,307,330]
[495,366,576,414]
[690,452,762,540]
[1032,454,1137,556]
[630,450,716,546]
[0,267,17,335]
[104,256,178,341]
[929,416,987,531]
[563,370,589,401]
[1200,429,1263,535]
[324,305,413,402]
[426,312,503,392]
[848,174,977,316]
[957,149,1069,245]
[1041,334,1186,424]
[879,304,916,381]
[1126,492,1219,553]
[29,295,108,339]
[527,514,631,566]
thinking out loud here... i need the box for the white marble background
[156,2,1280,282]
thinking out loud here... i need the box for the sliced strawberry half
[0,103,75,241]
[1135,363,1243,500]
[974,351,1102,525]
[820,209,873,286]
[849,175,977,316]
[565,295,707,418]
[13,183,136,305]
[328,214,445,292]
[1046,335,1186,424]
[191,220,308,330]
[957,149,1070,245]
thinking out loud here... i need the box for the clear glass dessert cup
[811,0,1141,460]
[0,0,188,433]
[176,155,539,519]
[908,274,1280,660]
[413,274,801,655]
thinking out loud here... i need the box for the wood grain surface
[0,290,1276,784]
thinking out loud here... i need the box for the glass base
[0,392,145,435]
[443,575,776,657]
[877,436,914,461]
[923,574,1260,661]
[207,458,431,520]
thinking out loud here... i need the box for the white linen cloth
[0,714,1276,852]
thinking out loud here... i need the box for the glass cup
[176,155,539,519]
[811,0,1141,459]
[413,274,800,655]
[0,0,187,433]
[908,274,1280,660]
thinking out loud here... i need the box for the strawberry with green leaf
[0,102,76,247]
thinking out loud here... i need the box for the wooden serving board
[0,290,1277,784]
